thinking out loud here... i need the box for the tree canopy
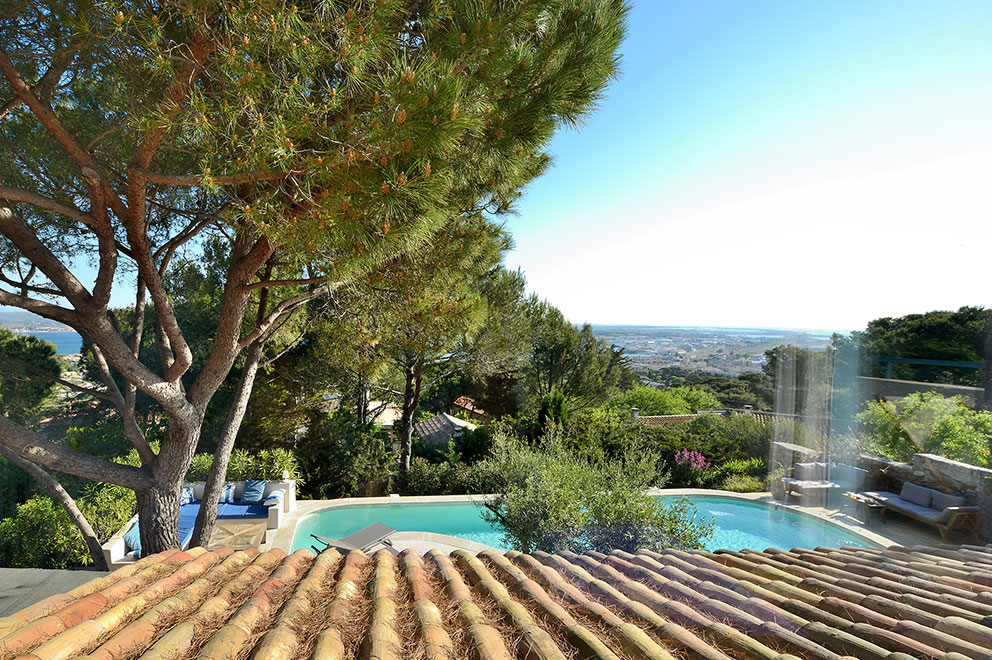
[1,0,630,552]
[854,306,989,386]
[524,300,634,413]
[0,327,60,424]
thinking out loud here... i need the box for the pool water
[656,495,877,551]
[291,495,878,553]
[293,502,509,551]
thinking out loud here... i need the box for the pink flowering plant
[672,449,712,488]
[674,449,711,471]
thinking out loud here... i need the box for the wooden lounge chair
[311,522,399,555]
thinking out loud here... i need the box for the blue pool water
[293,501,508,551]
[656,495,877,551]
[292,495,877,553]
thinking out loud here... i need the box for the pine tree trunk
[138,422,201,554]
[190,341,264,548]
[398,358,424,473]
[136,487,181,554]
[0,446,108,570]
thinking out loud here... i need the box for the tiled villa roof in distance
[641,409,781,426]
[2,544,992,660]
[413,412,477,444]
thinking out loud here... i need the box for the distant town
[0,309,73,333]
[1,308,840,368]
[592,325,836,376]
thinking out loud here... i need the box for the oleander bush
[0,496,93,569]
[185,448,302,483]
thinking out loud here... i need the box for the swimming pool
[291,494,879,553]
[656,495,878,551]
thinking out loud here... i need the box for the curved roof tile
[0,543,991,660]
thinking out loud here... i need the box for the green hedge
[185,448,302,483]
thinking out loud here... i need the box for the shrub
[79,481,136,542]
[606,385,722,416]
[297,411,396,499]
[185,454,214,482]
[0,497,92,569]
[538,389,569,429]
[184,448,301,483]
[857,392,992,467]
[669,449,711,488]
[478,429,710,554]
[720,474,765,493]
[402,456,494,496]
[721,457,767,476]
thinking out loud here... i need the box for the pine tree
[0,0,628,553]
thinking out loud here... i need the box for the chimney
[743,405,753,414]
[631,407,639,421]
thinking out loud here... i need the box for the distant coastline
[8,329,83,355]
[1,313,843,360]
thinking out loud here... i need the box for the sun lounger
[861,482,983,542]
[311,522,399,555]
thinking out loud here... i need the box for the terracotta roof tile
[2,543,992,660]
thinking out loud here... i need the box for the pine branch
[0,184,94,225]
[3,355,113,401]
[134,168,292,186]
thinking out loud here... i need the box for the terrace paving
[1,542,991,660]
[0,569,109,618]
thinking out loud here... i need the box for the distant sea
[21,330,83,355]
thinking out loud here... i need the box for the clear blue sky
[6,2,991,332]
[503,0,992,331]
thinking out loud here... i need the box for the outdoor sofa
[102,479,296,569]
[861,481,983,542]
[780,461,868,506]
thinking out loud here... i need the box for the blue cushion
[900,482,933,508]
[217,503,248,519]
[178,503,200,526]
[178,521,196,548]
[177,503,202,549]
[123,522,142,554]
[240,480,267,505]
[244,504,268,518]
[217,503,269,519]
